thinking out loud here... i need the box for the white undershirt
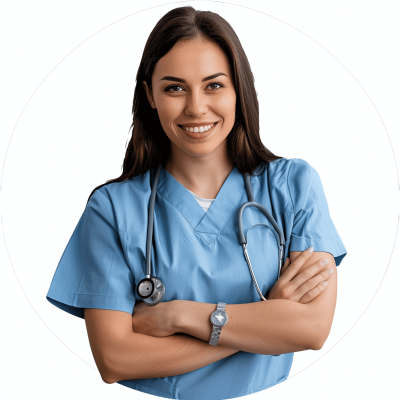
[187,189,215,212]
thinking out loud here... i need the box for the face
[143,37,237,161]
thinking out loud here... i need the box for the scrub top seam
[64,217,87,298]
[195,187,247,245]
[54,291,135,298]
[156,190,196,230]
[89,189,137,277]
[93,190,119,232]
[192,230,215,245]
[157,187,245,246]
[286,158,297,215]
[96,187,111,202]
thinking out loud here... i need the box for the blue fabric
[46,157,347,399]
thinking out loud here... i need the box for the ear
[142,80,156,109]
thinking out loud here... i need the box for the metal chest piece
[137,276,165,306]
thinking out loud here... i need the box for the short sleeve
[288,159,347,266]
[46,189,136,319]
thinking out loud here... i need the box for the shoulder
[255,156,312,183]
[285,158,314,214]
[254,157,311,177]
[87,170,152,232]
[95,170,151,201]
[254,157,314,213]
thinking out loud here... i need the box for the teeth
[181,123,215,133]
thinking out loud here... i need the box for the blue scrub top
[46,157,347,400]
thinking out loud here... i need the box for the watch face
[210,310,228,327]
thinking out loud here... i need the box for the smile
[180,122,217,132]
[178,122,218,139]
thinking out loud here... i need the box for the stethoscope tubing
[145,164,162,278]
[239,173,285,299]
[141,164,285,303]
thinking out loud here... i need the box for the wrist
[170,300,185,333]
[173,301,216,341]
[172,300,195,333]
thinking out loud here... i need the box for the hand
[132,300,178,337]
[267,248,333,303]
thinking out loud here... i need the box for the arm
[289,250,337,346]
[84,308,239,384]
[132,250,337,355]
[174,251,337,354]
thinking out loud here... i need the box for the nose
[184,90,208,118]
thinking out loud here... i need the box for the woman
[46,6,347,400]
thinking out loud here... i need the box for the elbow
[309,336,327,351]
[100,357,119,384]
[96,349,121,384]
[308,325,331,351]
[99,334,141,383]
[101,348,125,384]
[101,372,116,384]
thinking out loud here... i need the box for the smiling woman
[142,37,237,197]
[45,5,347,400]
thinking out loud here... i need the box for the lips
[178,122,218,139]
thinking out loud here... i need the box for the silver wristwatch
[209,302,228,346]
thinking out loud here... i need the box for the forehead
[152,38,232,82]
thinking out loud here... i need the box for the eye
[208,82,224,90]
[165,85,183,92]
[164,82,225,92]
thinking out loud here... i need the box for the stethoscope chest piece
[137,277,154,299]
[137,276,165,306]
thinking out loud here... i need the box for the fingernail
[307,246,314,254]
[321,281,328,286]
[321,259,329,266]
[327,268,333,274]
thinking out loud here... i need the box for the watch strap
[209,325,222,346]
[209,302,226,346]
[217,302,226,311]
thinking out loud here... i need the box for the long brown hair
[87,6,282,202]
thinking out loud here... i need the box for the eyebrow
[159,72,228,83]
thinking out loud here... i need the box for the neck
[164,141,234,199]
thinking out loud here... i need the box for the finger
[280,247,314,282]
[298,280,329,304]
[292,267,334,301]
[290,258,331,289]
[280,257,291,276]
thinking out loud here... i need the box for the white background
[1,1,399,399]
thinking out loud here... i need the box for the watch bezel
[210,310,228,327]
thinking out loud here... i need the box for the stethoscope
[136,164,286,305]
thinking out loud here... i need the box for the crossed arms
[84,249,337,383]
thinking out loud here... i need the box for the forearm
[175,300,319,355]
[106,330,238,383]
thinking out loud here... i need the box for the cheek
[159,93,185,112]
[216,94,236,122]
[158,100,183,124]
[157,109,177,136]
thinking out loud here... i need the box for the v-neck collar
[156,165,249,244]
